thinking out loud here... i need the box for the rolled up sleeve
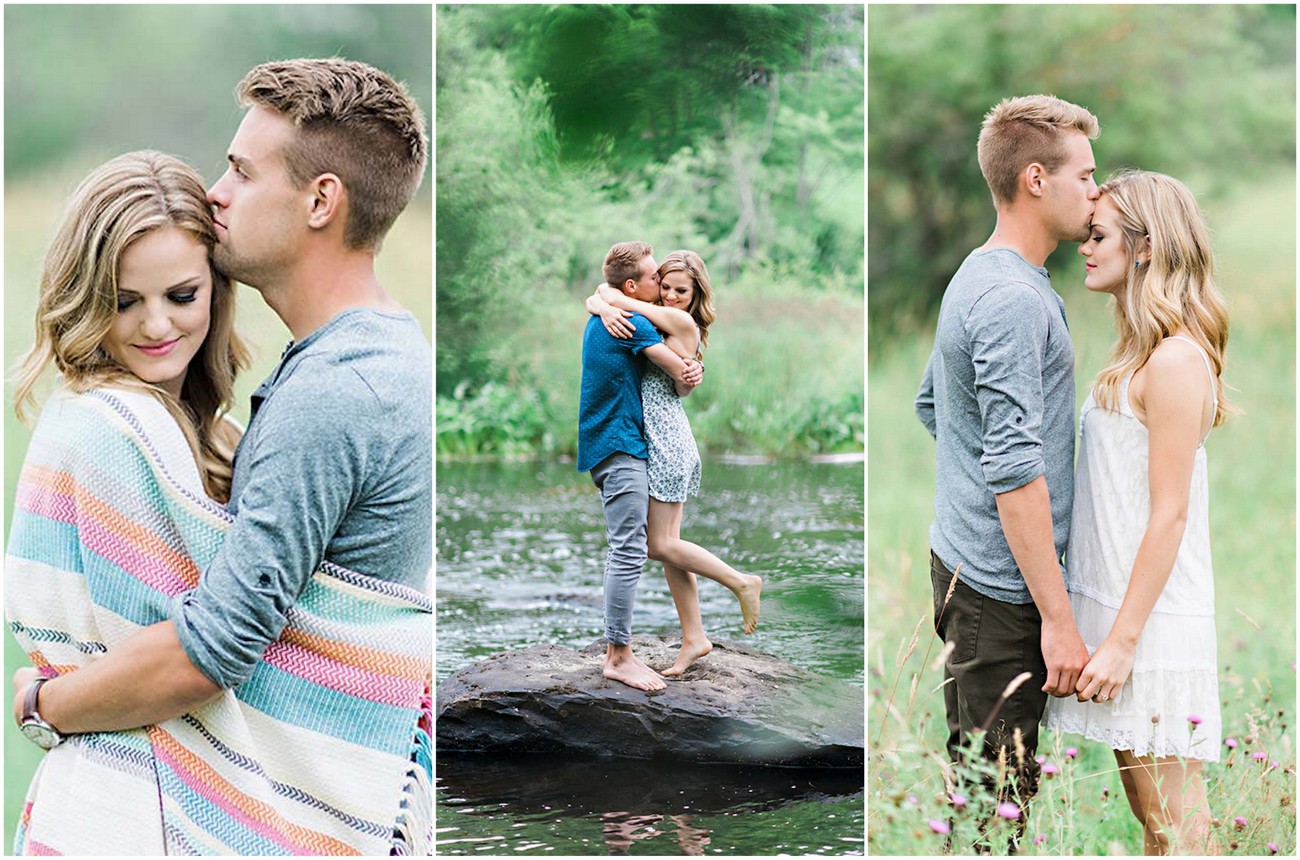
[171,366,371,689]
[915,349,937,438]
[966,284,1050,494]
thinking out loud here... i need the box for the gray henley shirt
[915,248,1075,604]
[172,308,433,689]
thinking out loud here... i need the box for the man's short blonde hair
[977,95,1099,206]
[603,241,653,288]
[237,58,428,250]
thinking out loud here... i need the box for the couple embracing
[6,59,432,854]
[578,241,763,691]
[920,95,1231,854]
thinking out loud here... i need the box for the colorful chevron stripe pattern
[5,386,432,855]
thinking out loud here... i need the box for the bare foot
[735,574,763,634]
[661,638,712,677]
[604,647,666,691]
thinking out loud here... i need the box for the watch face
[20,720,59,750]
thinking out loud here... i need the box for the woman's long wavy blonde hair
[12,151,250,502]
[657,250,717,355]
[1091,169,1233,427]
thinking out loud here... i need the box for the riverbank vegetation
[436,5,864,459]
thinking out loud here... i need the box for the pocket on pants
[932,553,981,665]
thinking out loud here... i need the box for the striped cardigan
[5,386,432,855]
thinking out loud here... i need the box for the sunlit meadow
[868,172,1297,855]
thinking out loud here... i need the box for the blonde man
[915,94,1099,841]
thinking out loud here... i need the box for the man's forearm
[995,475,1071,623]
[37,621,222,734]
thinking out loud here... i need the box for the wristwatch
[19,677,64,750]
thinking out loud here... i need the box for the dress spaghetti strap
[1164,334,1218,439]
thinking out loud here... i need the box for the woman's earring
[1134,260,1142,269]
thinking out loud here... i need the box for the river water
[435,458,864,855]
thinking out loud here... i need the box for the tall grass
[868,168,1297,854]
[436,262,864,459]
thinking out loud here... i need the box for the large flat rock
[436,635,863,768]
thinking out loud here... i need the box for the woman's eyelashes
[116,289,199,312]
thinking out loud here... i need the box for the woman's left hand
[599,304,635,338]
[1074,638,1135,704]
[12,666,39,726]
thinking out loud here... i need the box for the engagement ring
[1096,694,1108,702]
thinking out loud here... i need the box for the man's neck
[978,209,1059,269]
[261,251,403,342]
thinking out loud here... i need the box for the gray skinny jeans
[591,453,649,645]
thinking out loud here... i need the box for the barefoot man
[578,241,703,690]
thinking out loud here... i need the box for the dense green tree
[438,4,864,396]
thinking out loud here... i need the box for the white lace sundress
[642,327,702,503]
[1044,336,1221,761]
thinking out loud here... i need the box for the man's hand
[1040,618,1089,697]
[682,358,703,388]
[12,666,39,727]
[1074,637,1134,704]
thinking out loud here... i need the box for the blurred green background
[868,3,1295,343]
[3,4,431,848]
[436,4,865,459]
[868,5,1296,854]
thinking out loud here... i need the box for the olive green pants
[930,551,1049,811]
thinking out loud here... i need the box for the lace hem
[1045,712,1220,762]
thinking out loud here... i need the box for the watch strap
[23,676,50,721]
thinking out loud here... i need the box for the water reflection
[437,752,864,856]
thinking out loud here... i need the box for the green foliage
[867,5,1296,344]
[436,382,556,458]
[436,4,864,430]
[436,262,863,460]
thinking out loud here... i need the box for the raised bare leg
[662,563,712,676]
[647,499,762,634]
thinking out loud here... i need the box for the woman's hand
[12,666,39,726]
[599,302,635,338]
[1074,637,1135,704]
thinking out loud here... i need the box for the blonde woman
[6,151,247,853]
[588,251,762,677]
[1044,170,1231,854]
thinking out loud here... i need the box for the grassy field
[437,264,865,459]
[868,169,1297,855]
[2,163,431,849]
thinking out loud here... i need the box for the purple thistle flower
[1187,714,1203,726]
[1234,816,1247,829]
[928,819,951,835]
[1035,754,1046,764]
[1225,737,1238,749]
[1065,747,1078,759]
[906,794,918,806]
[1033,834,1047,847]
[949,793,967,808]
[996,802,1021,820]
[1254,751,1268,762]
[1268,842,1279,854]
[1042,762,1060,776]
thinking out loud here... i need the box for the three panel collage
[1,3,1294,858]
